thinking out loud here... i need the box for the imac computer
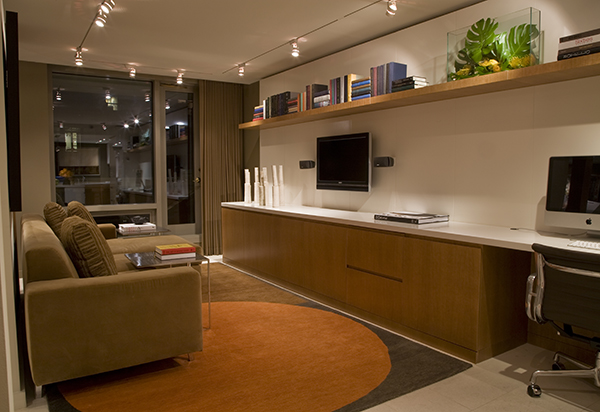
[545,155,600,237]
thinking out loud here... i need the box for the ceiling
[5,0,484,85]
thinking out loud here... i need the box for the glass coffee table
[125,252,211,329]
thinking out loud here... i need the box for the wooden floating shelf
[239,54,600,131]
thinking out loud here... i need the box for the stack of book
[305,84,328,110]
[370,62,407,96]
[391,76,428,92]
[558,28,600,60]
[154,243,197,260]
[252,104,264,121]
[287,96,299,114]
[351,78,371,100]
[374,211,449,224]
[313,89,330,108]
[264,91,299,119]
[329,74,362,105]
[118,222,157,235]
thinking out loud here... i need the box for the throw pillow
[67,200,96,224]
[43,202,67,237]
[60,216,118,278]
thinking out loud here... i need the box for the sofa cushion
[43,202,67,237]
[67,201,96,224]
[61,216,118,278]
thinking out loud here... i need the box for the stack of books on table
[374,211,449,224]
[118,222,156,234]
[391,76,428,92]
[154,243,197,260]
[558,28,600,60]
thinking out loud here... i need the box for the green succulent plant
[449,17,540,81]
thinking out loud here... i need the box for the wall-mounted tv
[316,132,371,192]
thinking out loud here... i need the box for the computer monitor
[545,155,600,236]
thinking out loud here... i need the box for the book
[370,62,407,96]
[558,42,600,60]
[374,211,449,224]
[155,243,196,255]
[558,28,600,51]
[154,251,197,260]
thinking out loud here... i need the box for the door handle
[194,177,200,184]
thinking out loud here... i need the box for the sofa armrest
[98,223,117,239]
[25,266,202,386]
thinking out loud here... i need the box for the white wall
[258,0,600,231]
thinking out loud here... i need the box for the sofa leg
[187,353,194,362]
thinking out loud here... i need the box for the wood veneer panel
[222,208,246,265]
[271,216,305,285]
[402,236,481,350]
[302,221,347,302]
[475,247,531,361]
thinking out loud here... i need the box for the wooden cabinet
[222,206,531,363]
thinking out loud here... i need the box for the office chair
[525,243,600,397]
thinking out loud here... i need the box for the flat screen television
[545,155,600,235]
[316,132,371,192]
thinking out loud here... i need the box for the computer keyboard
[567,240,600,251]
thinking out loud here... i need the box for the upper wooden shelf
[239,54,600,131]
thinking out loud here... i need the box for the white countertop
[222,202,581,253]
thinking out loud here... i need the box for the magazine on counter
[374,211,449,224]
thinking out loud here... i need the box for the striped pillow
[67,201,96,224]
[60,216,117,278]
[43,202,67,237]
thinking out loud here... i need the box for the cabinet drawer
[346,267,404,322]
[346,228,404,281]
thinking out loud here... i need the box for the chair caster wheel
[552,362,565,370]
[527,384,542,397]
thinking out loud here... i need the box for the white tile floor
[17,343,600,412]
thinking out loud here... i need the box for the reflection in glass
[52,73,153,206]
[165,90,194,224]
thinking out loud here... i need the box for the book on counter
[118,222,156,233]
[155,243,196,255]
[154,251,197,260]
[374,211,449,224]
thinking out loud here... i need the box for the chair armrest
[25,266,202,385]
[525,273,539,322]
[98,223,117,239]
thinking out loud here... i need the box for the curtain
[199,80,244,255]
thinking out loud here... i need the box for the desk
[125,252,211,329]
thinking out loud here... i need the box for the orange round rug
[57,302,391,412]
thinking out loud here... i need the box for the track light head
[95,10,107,27]
[129,67,136,78]
[74,48,83,66]
[238,64,245,76]
[176,71,184,84]
[386,0,397,16]
[291,40,300,57]
[100,0,115,14]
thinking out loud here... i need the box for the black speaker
[374,156,394,167]
[299,160,315,169]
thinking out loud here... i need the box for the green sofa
[22,212,203,386]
